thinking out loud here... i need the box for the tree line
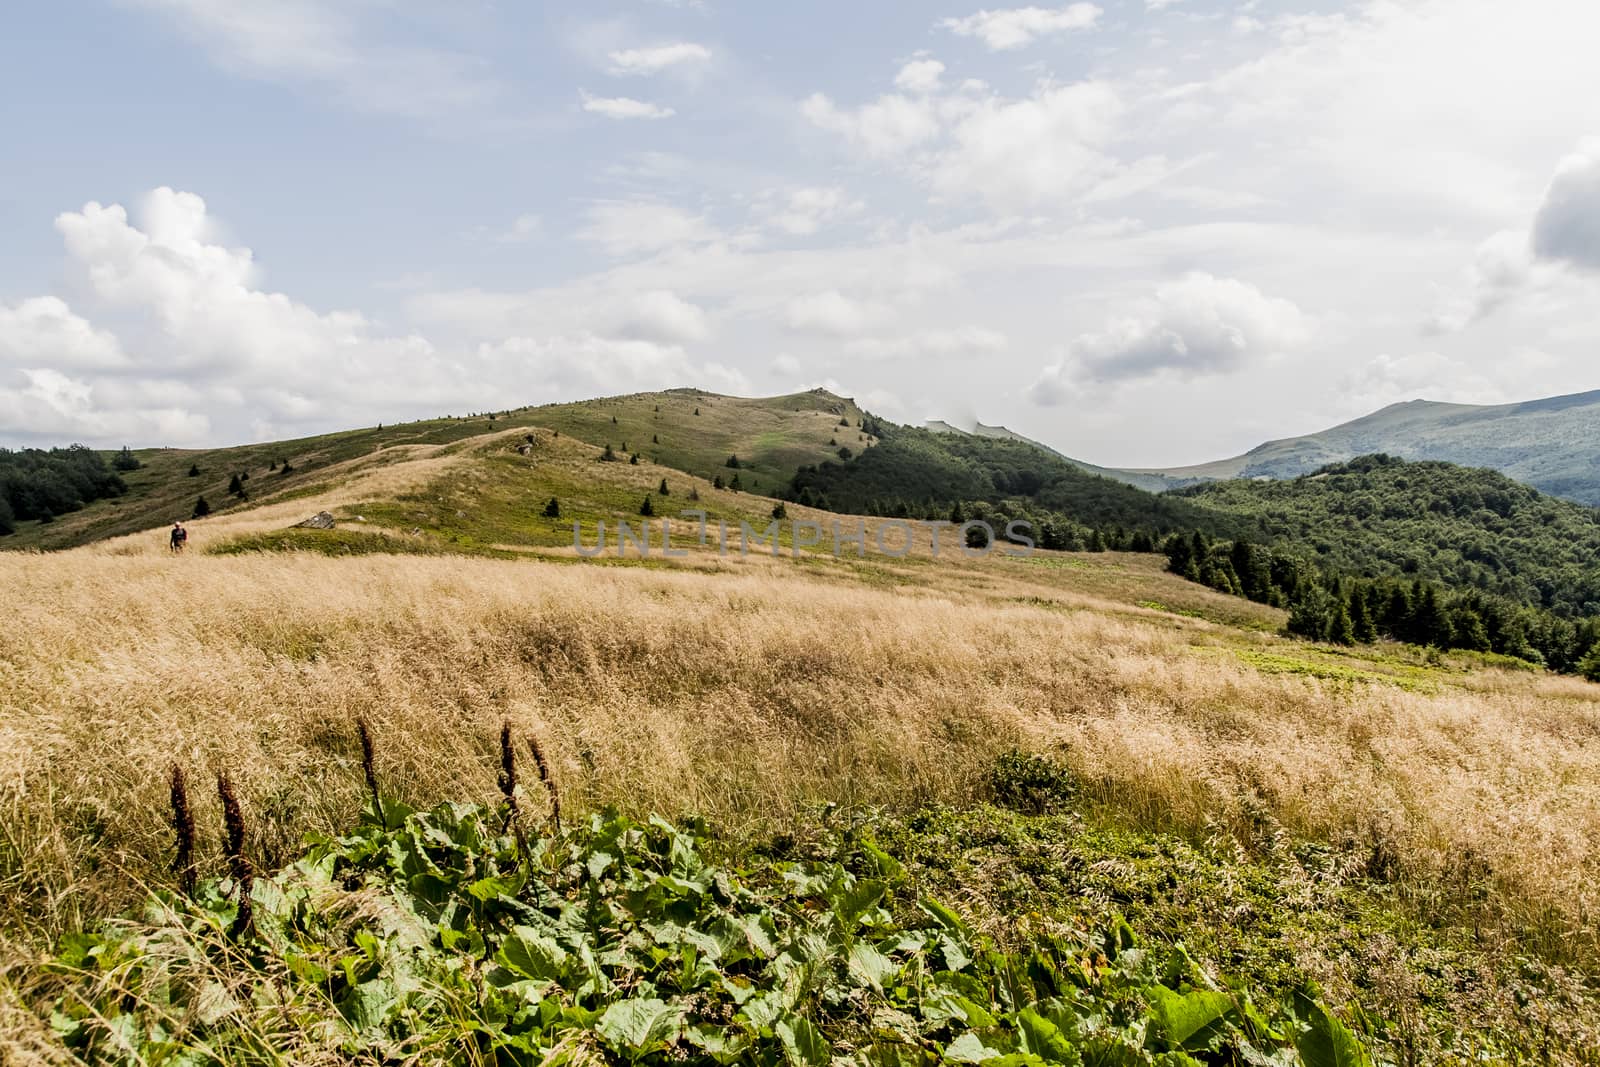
[0,446,129,533]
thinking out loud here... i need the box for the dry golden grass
[2,542,1598,975]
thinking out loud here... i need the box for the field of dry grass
[4,543,1597,965]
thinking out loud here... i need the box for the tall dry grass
[2,547,1598,968]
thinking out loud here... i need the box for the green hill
[0,388,873,552]
[1178,453,1600,617]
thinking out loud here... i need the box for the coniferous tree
[771,500,787,520]
[730,474,743,492]
[652,434,659,444]
[629,454,640,465]
[188,464,201,477]
[687,486,700,501]
[601,444,617,462]
[726,455,740,469]
[1326,601,1356,646]
[227,473,245,497]
[1349,589,1378,643]
[658,478,669,495]
[113,446,141,472]
[192,496,211,518]
[1087,529,1106,552]
[713,475,724,490]
[543,497,561,518]
[639,495,655,517]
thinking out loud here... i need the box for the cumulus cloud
[938,4,1102,50]
[1532,138,1600,272]
[800,91,942,158]
[894,59,945,94]
[578,200,719,257]
[1426,230,1532,332]
[1030,274,1310,401]
[762,186,860,236]
[606,42,711,76]
[783,290,891,336]
[616,290,712,343]
[1341,351,1510,410]
[0,296,127,371]
[581,93,675,120]
[843,327,1007,361]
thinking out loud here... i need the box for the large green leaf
[1145,986,1236,1050]
[775,1013,830,1067]
[1294,1000,1370,1067]
[596,996,684,1056]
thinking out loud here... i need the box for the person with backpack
[170,522,188,553]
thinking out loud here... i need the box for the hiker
[170,522,188,554]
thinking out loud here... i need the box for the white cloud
[938,4,1102,51]
[577,200,719,257]
[783,290,890,336]
[843,327,1007,361]
[581,92,675,120]
[1532,138,1600,272]
[606,42,711,76]
[801,91,941,158]
[121,0,497,120]
[1145,0,1183,9]
[0,296,127,371]
[476,332,746,397]
[617,290,712,343]
[763,186,859,236]
[1341,351,1510,410]
[1031,274,1310,399]
[1427,231,1532,333]
[932,81,1127,209]
[894,59,945,94]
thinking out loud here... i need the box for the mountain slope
[925,419,1177,493]
[0,388,873,551]
[1125,389,1600,504]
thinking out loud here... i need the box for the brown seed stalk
[169,764,196,897]
[527,733,561,833]
[216,771,255,938]
[357,717,384,824]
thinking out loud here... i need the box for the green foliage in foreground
[44,802,1368,1066]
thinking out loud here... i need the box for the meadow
[3,535,1600,1060]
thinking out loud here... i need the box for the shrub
[771,500,787,520]
[192,496,211,519]
[188,464,201,477]
[989,750,1076,814]
[112,447,141,472]
[543,497,561,519]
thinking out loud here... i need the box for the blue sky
[3,0,1599,465]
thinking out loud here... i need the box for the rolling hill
[0,387,874,552]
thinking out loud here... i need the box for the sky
[2,0,1598,467]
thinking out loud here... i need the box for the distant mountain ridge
[932,388,1600,506]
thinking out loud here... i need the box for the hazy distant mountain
[1120,389,1600,505]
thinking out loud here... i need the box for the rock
[292,511,336,530]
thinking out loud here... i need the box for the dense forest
[1178,454,1600,617]
[0,446,130,534]
[784,424,1249,541]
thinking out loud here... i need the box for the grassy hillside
[1122,388,1600,504]
[5,524,1600,1061]
[0,388,872,552]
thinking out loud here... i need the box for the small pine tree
[1350,591,1377,644]
[1087,529,1106,552]
[629,454,640,465]
[188,464,201,477]
[949,502,964,525]
[192,496,211,518]
[658,478,669,495]
[621,442,628,452]
[1326,603,1356,646]
[729,474,743,492]
[830,438,837,446]
[771,500,787,520]
[713,475,724,490]
[687,486,701,501]
[652,434,659,444]
[612,415,618,424]
[726,455,740,469]
[113,446,141,471]
[280,460,295,474]
[601,444,617,462]
[693,407,700,416]
[227,473,245,497]
[839,417,850,426]
[543,497,561,518]
[639,495,655,517]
